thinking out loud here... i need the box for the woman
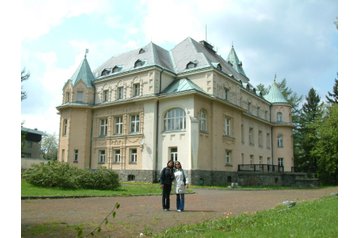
[160,160,174,211]
[174,161,188,212]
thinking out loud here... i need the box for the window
[62,119,68,136]
[130,114,140,134]
[277,112,283,122]
[277,134,283,148]
[186,61,197,69]
[249,127,254,145]
[103,90,109,102]
[74,149,79,163]
[101,69,110,76]
[76,91,84,102]
[133,83,140,97]
[250,155,254,166]
[225,150,232,165]
[114,116,123,135]
[248,102,251,113]
[117,86,124,100]
[164,108,186,131]
[267,157,271,164]
[199,109,208,132]
[258,130,263,147]
[241,124,245,144]
[224,117,232,136]
[134,59,145,68]
[259,156,263,164]
[217,63,222,71]
[139,48,145,54]
[100,119,108,136]
[128,174,135,181]
[130,148,137,164]
[266,132,271,149]
[170,147,178,161]
[114,149,121,163]
[112,66,122,73]
[224,88,229,100]
[257,107,260,117]
[98,150,106,164]
[265,111,268,120]
[278,157,284,167]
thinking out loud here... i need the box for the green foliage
[22,161,121,190]
[312,104,338,184]
[155,196,338,238]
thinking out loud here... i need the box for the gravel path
[21,187,338,237]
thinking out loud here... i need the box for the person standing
[174,161,188,212]
[160,160,174,211]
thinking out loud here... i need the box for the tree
[326,76,338,104]
[41,133,58,160]
[21,69,30,101]
[312,104,338,184]
[294,88,324,173]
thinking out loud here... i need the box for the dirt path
[21,187,338,237]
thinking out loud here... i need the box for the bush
[23,161,121,190]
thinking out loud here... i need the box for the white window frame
[225,150,232,165]
[130,114,140,134]
[103,90,109,102]
[170,147,178,161]
[114,149,121,163]
[224,117,232,136]
[249,127,254,145]
[117,86,124,100]
[115,116,123,135]
[277,134,284,148]
[98,150,106,164]
[100,119,108,136]
[130,148,137,164]
[277,112,283,122]
[133,83,140,97]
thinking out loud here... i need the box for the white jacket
[174,169,187,194]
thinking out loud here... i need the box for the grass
[155,195,338,238]
[21,179,164,198]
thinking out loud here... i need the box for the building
[57,37,294,185]
[21,127,47,169]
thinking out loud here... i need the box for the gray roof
[94,37,250,84]
[71,57,95,87]
[162,78,205,94]
[227,45,246,76]
[264,82,288,104]
[21,127,46,136]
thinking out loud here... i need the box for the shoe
[163,209,169,211]
[177,210,181,212]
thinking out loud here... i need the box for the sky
[21,0,338,136]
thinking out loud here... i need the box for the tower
[57,53,95,168]
[264,81,294,171]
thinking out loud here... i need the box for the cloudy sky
[21,0,338,135]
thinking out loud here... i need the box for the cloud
[22,0,110,41]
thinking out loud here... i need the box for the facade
[21,127,47,169]
[57,37,294,185]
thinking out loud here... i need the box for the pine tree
[326,77,338,104]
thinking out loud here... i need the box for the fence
[237,164,284,173]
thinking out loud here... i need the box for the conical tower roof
[227,45,246,76]
[264,81,288,104]
[71,55,95,87]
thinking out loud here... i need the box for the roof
[71,57,95,87]
[227,45,246,76]
[94,37,250,84]
[21,127,46,136]
[162,78,205,94]
[264,82,288,104]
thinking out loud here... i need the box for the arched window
[186,61,197,69]
[199,109,208,132]
[134,59,145,68]
[164,108,186,131]
[277,112,283,122]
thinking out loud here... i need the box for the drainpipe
[154,69,163,182]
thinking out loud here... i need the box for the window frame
[114,149,121,163]
[99,118,108,137]
[164,108,186,131]
[224,116,232,136]
[98,150,106,164]
[199,109,208,132]
[277,134,284,148]
[130,114,140,134]
[114,116,123,135]
[130,148,137,164]
[133,83,140,97]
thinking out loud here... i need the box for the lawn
[21,179,164,198]
[155,195,338,238]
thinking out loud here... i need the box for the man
[160,160,174,211]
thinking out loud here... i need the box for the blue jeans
[176,194,185,211]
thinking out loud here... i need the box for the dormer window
[134,59,145,68]
[139,48,145,54]
[186,61,197,69]
[217,63,222,71]
[228,61,233,67]
[112,66,122,73]
[101,69,110,76]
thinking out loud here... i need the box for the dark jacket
[160,167,174,185]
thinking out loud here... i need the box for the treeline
[258,77,338,185]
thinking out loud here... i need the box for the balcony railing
[238,164,284,173]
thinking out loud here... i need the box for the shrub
[23,161,121,190]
